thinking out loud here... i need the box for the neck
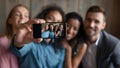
[87,34,99,44]
[13,27,17,35]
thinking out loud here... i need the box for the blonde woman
[0,4,29,68]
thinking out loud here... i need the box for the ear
[102,22,106,29]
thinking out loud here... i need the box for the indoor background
[0,0,120,38]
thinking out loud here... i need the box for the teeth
[20,19,26,23]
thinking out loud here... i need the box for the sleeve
[10,39,33,57]
[57,49,66,68]
[111,41,120,68]
[0,36,9,55]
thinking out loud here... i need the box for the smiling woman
[0,4,29,68]
[0,0,120,38]
[10,5,66,68]
[63,12,87,68]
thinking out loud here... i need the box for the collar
[87,34,100,46]
[95,34,100,46]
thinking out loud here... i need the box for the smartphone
[33,22,66,39]
[33,24,41,38]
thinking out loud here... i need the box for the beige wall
[0,0,120,38]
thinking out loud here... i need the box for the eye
[66,24,70,30]
[67,24,70,27]
[47,16,54,20]
[95,20,100,24]
[15,12,20,17]
[74,27,79,32]
[86,18,92,22]
[24,14,29,18]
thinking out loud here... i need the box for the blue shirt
[10,41,65,68]
[49,31,55,38]
[41,30,50,38]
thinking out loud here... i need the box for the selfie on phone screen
[33,22,66,39]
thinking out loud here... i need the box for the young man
[80,5,120,68]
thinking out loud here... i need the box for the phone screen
[33,22,66,39]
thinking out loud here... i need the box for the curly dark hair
[36,5,64,21]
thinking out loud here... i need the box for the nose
[20,15,24,19]
[89,21,95,28]
[67,27,73,34]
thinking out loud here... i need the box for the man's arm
[111,42,120,68]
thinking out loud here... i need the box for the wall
[0,0,120,38]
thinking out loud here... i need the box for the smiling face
[66,18,80,41]
[49,24,54,31]
[84,12,106,38]
[9,6,29,30]
[45,24,49,30]
[45,10,63,23]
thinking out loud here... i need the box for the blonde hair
[5,4,29,39]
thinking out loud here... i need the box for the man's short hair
[86,5,106,21]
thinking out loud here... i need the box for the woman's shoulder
[72,42,87,55]
[0,34,10,49]
[0,34,9,42]
[0,34,9,44]
[0,34,8,39]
